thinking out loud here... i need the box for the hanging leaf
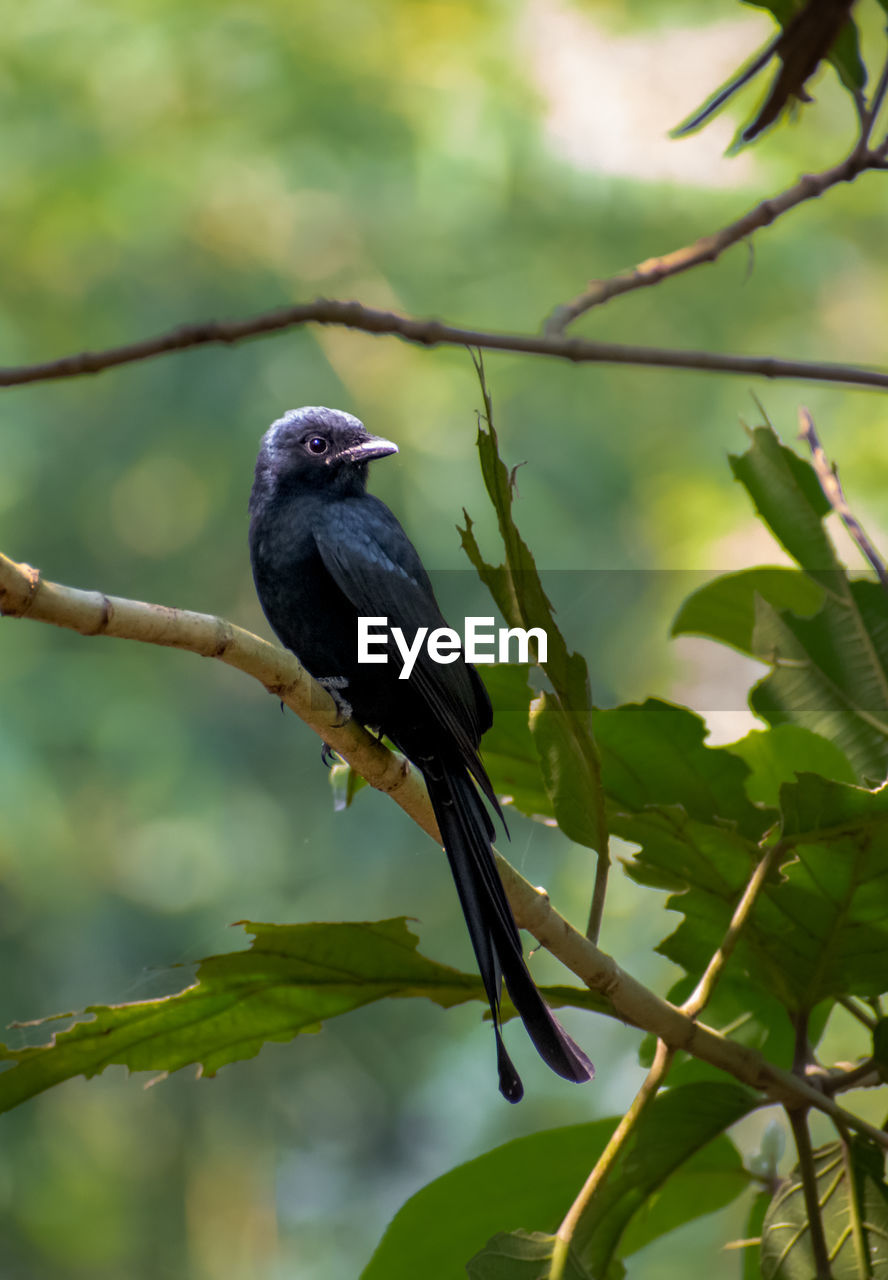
[0,919,590,1113]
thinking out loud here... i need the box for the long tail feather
[423,760,594,1101]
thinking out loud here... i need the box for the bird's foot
[316,676,352,726]
[320,742,341,768]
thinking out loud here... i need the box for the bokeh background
[2,1,888,1276]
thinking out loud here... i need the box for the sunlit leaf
[730,427,835,581]
[726,724,856,807]
[687,427,888,781]
[673,566,822,653]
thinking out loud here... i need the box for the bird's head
[253,406,398,498]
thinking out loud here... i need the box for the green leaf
[730,427,835,583]
[630,771,888,1011]
[467,1232,591,1280]
[688,427,888,781]
[672,2,865,143]
[329,758,369,810]
[531,692,604,849]
[461,393,606,865]
[0,919,536,1113]
[641,975,796,1086]
[479,663,554,820]
[749,583,888,781]
[744,1,867,92]
[761,1139,888,1278]
[726,724,856,807]
[366,1087,752,1280]
[573,1083,755,1275]
[672,567,823,653]
[592,700,765,841]
[873,1018,888,1082]
[738,1189,770,1280]
[827,13,867,93]
[498,984,614,1023]
[459,415,591,711]
[364,1121,617,1280]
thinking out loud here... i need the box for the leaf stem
[786,1105,833,1280]
[682,837,786,1019]
[548,1039,674,1280]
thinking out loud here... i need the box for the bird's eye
[306,436,328,455]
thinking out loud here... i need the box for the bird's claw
[317,676,352,727]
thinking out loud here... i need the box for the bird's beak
[338,435,399,464]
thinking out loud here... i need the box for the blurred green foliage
[2,0,888,1276]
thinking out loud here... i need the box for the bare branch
[3,548,888,1147]
[2,297,888,392]
[546,140,887,334]
[799,406,888,593]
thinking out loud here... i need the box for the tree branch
[546,117,888,333]
[799,406,888,593]
[2,548,887,1147]
[2,297,888,392]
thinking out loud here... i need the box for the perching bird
[248,406,594,1101]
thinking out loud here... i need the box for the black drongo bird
[248,406,594,1101]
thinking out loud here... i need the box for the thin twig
[585,834,610,945]
[798,406,888,594]
[545,139,887,334]
[822,1059,880,1095]
[2,297,888,392]
[856,47,888,152]
[682,837,785,1019]
[3,548,888,1147]
[839,996,879,1031]
[549,1039,674,1280]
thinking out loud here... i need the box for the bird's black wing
[312,495,496,795]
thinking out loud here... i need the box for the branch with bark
[2,547,886,1151]
[2,297,888,393]
[545,44,888,331]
